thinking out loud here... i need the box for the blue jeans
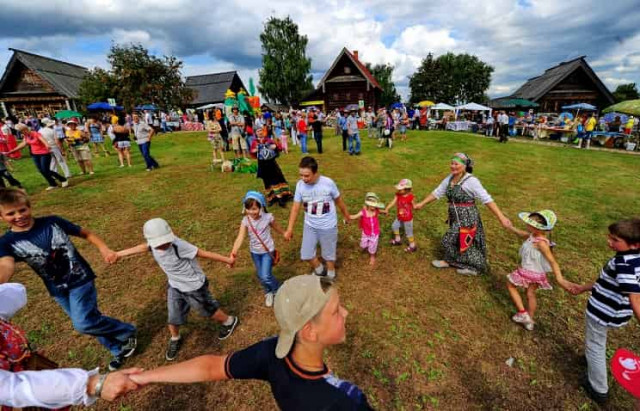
[299,133,308,153]
[251,252,280,294]
[138,142,159,169]
[53,281,136,356]
[32,154,66,187]
[348,133,361,154]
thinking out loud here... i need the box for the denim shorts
[301,224,338,261]
[167,279,220,325]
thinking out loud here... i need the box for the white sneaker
[45,186,56,191]
[456,268,478,276]
[512,312,534,331]
[265,292,274,307]
[89,171,94,175]
[61,181,69,188]
[326,271,336,280]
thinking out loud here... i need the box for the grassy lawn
[8,129,640,410]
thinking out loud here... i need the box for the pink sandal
[405,245,417,253]
[390,239,402,246]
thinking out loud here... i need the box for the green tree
[78,44,194,111]
[409,52,493,104]
[613,83,639,102]
[258,16,313,106]
[365,63,401,106]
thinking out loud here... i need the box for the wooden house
[0,48,88,118]
[186,71,246,107]
[303,48,382,112]
[505,56,614,112]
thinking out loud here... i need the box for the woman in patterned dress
[416,153,512,275]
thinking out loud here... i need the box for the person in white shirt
[0,283,141,408]
[41,119,71,178]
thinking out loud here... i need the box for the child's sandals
[390,239,402,246]
[404,245,417,253]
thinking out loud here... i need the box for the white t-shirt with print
[150,238,205,293]
[242,212,275,254]
[294,176,340,230]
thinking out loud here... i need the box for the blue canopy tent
[87,102,123,111]
[135,104,158,111]
[561,103,597,111]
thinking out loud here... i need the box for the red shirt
[24,131,49,155]
[297,119,307,134]
[396,193,414,222]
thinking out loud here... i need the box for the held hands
[90,368,144,401]
[499,216,512,229]
[227,253,236,268]
[284,229,293,242]
[101,248,119,264]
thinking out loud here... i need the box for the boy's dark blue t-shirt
[225,337,372,411]
[0,216,95,296]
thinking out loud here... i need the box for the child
[115,218,239,361]
[0,188,137,371]
[385,179,418,252]
[285,156,352,280]
[230,191,285,307]
[505,210,576,331]
[348,192,385,266]
[0,152,21,188]
[127,274,373,410]
[572,218,640,405]
[205,117,225,165]
[297,113,308,154]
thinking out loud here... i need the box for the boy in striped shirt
[574,218,640,404]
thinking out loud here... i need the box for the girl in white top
[231,191,286,307]
[506,210,577,331]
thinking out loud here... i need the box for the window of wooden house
[346,93,351,100]
[344,66,351,74]
[332,93,339,101]
[358,93,364,99]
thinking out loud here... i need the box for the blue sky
[0,0,638,102]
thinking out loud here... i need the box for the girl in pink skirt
[348,193,386,266]
[506,210,578,331]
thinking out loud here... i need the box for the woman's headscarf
[452,152,474,169]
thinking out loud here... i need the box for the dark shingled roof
[316,48,382,91]
[510,56,614,104]
[186,71,243,105]
[0,48,88,98]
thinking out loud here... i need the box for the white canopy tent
[455,102,492,118]
[196,103,225,110]
[430,103,456,111]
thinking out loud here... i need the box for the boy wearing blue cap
[114,218,238,361]
[231,191,286,307]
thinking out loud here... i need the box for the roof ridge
[186,70,237,79]
[9,48,88,70]
[544,55,586,72]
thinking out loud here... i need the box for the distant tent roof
[510,56,614,104]
[0,48,88,98]
[430,103,455,110]
[488,97,539,109]
[456,102,491,111]
[561,103,597,110]
[185,71,245,105]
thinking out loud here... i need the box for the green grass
[8,129,640,410]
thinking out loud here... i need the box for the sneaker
[524,322,535,331]
[146,168,152,172]
[61,181,69,188]
[89,171,94,175]
[45,186,56,191]
[431,260,450,268]
[265,292,274,307]
[218,316,239,340]
[456,268,478,276]
[581,378,608,405]
[326,271,336,280]
[119,164,125,168]
[120,335,138,358]
[165,337,182,361]
[512,312,534,330]
[108,355,124,371]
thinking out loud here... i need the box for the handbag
[451,176,477,254]
[246,216,281,266]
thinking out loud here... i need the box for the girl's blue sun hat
[243,190,267,209]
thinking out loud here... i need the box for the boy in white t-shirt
[285,156,351,280]
[115,218,238,361]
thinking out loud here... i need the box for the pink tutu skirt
[507,267,552,290]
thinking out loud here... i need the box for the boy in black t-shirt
[129,275,372,410]
[0,188,137,371]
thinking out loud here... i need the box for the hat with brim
[612,348,640,398]
[143,218,176,248]
[394,178,412,190]
[242,190,267,210]
[518,210,557,231]
[364,192,385,209]
[274,275,331,359]
[67,118,78,125]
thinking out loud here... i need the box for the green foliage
[258,16,313,105]
[613,83,639,102]
[365,63,401,106]
[77,43,194,111]
[409,52,493,104]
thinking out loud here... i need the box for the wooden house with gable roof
[303,48,382,111]
[504,56,614,112]
[0,48,88,118]
[185,71,246,107]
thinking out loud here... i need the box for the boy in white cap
[114,218,238,361]
[126,275,372,410]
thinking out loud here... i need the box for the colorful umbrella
[562,103,597,111]
[558,112,574,120]
[135,104,158,111]
[603,99,640,117]
[54,110,83,119]
[344,104,359,111]
[87,102,123,111]
[603,112,629,123]
[390,102,404,109]
[417,100,435,107]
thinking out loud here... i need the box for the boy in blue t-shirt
[573,218,640,405]
[0,188,137,371]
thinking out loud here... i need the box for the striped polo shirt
[587,250,640,327]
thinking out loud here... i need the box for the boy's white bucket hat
[274,275,331,359]
[143,218,176,248]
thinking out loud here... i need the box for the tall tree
[365,63,401,106]
[613,83,639,102]
[258,16,313,106]
[409,52,493,104]
[78,44,194,111]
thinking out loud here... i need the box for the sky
[0,0,639,102]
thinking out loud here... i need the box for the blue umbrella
[344,104,359,111]
[87,102,123,111]
[135,104,158,111]
[390,102,404,109]
[562,103,597,110]
[603,112,629,123]
[558,112,574,120]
